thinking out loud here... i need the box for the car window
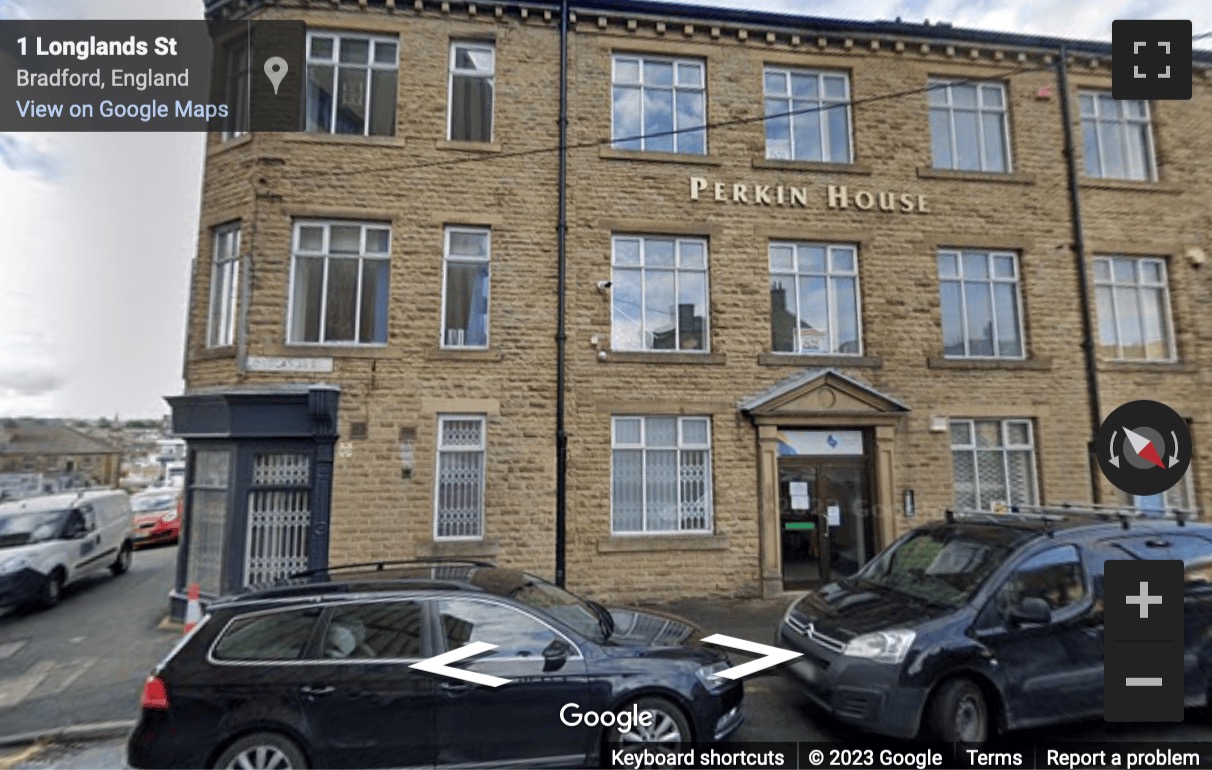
[995,545,1085,617]
[213,608,321,661]
[319,601,424,660]
[438,598,566,659]
[856,528,1016,608]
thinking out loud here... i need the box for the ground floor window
[951,418,1038,511]
[611,416,712,534]
[1127,472,1195,515]
[435,415,486,539]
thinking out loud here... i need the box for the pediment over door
[739,368,909,419]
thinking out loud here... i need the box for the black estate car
[776,510,1212,743]
[128,561,742,769]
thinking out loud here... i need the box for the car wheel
[605,696,692,756]
[213,733,307,770]
[110,543,132,576]
[39,569,65,609]
[929,678,989,744]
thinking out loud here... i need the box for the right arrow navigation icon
[701,634,802,680]
[1096,400,1191,498]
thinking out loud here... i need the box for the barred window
[611,416,712,534]
[435,416,486,540]
[951,419,1038,512]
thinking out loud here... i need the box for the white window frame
[762,67,853,163]
[769,241,862,355]
[611,54,706,154]
[207,223,241,348]
[286,220,392,346]
[610,235,710,353]
[938,249,1026,360]
[1079,91,1157,182]
[447,40,495,142]
[950,419,1039,511]
[610,416,713,535]
[434,415,486,541]
[1133,472,1196,515]
[305,31,399,136]
[1093,255,1176,362]
[440,227,492,350]
[928,79,1013,172]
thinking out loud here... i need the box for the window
[289,221,390,345]
[442,228,490,348]
[1094,256,1174,361]
[611,236,709,352]
[448,42,494,142]
[435,416,485,540]
[769,242,861,354]
[213,608,321,661]
[187,449,230,597]
[207,223,240,348]
[1129,472,1195,516]
[938,250,1024,358]
[306,32,398,136]
[611,416,712,534]
[438,599,570,658]
[222,40,249,140]
[928,79,1010,172]
[612,55,705,154]
[321,601,424,660]
[951,419,1038,511]
[995,546,1085,616]
[764,68,851,162]
[1080,92,1155,181]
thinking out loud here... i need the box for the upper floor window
[611,235,709,352]
[928,79,1010,172]
[1094,256,1174,361]
[442,227,491,349]
[207,223,240,348]
[306,32,398,136]
[951,419,1038,512]
[769,242,861,355]
[448,41,495,142]
[222,40,249,141]
[1080,92,1156,181]
[764,68,851,163]
[612,55,705,154]
[289,221,390,345]
[938,249,1024,359]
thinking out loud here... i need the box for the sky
[0,0,1209,419]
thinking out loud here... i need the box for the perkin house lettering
[688,176,930,214]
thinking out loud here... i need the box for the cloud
[0,134,60,179]
[0,367,60,396]
[0,0,27,20]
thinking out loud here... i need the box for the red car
[130,489,182,548]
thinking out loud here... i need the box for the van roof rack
[288,558,497,578]
[945,502,1201,531]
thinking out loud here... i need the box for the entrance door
[779,459,874,587]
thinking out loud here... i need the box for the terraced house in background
[174,0,1212,615]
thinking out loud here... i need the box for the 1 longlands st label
[689,176,931,214]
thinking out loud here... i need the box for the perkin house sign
[689,177,930,213]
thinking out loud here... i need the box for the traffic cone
[183,583,201,635]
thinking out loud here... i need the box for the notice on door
[827,505,841,527]
[789,482,810,510]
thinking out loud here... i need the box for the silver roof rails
[945,502,1201,531]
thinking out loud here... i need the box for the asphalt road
[0,543,182,739]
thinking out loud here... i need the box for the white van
[0,489,135,609]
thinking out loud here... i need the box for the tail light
[141,676,169,710]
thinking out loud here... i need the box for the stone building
[0,419,123,498]
[188,0,1211,602]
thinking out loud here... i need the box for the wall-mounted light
[399,426,417,479]
[930,416,948,433]
[904,489,916,518]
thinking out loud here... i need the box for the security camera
[596,280,613,293]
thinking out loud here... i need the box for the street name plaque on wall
[245,356,334,373]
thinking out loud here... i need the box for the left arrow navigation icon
[701,634,802,681]
[408,641,511,688]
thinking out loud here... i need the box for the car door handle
[300,685,335,696]
[439,681,472,694]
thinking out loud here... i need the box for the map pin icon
[264,56,288,95]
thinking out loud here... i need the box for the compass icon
[1097,400,1191,497]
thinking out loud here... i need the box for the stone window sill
[1079,177,1181,194]
[597,534,730,553]
[598,146,723,166]
[189,346,236,362]
[426,349,504,362]
[417,539,500,560]
[267,344,403,360]
[207,133,252,156]
[751,157,873,175]
[604,351,727,365]
[283,133,406,148]
[916,167,1036,185]
[436,139,502,153]
[1099,360,1197,374]
[758,353,882,368]
[927,356,1052,371]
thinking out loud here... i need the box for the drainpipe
[554,0,570,587]
[1056,44,1104,503]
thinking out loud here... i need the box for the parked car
[130,487,182,548]
[127,561,743,769]
[0,489,134,608]
[775,510,1212,743]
